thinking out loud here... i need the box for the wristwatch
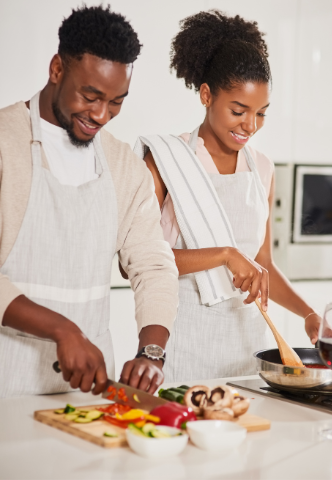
[135,344,166,364]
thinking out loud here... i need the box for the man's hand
[119,324,169,393]
[55,323,108,395]
[3,295,107,394]
[305,313,321,345]
[119,357,164,394]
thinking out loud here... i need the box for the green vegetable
[167,387,188,394]
[54,409,65,414]
[128,423,147,437]
[85,410,104,420]
[65,413,79,421]
[158,390,184,404]
[64,404,76,414]
[142,423,156,435]
[74,417,93,424]
[150,429,171,439]
[158,385,189,404]
[104,432,118,438]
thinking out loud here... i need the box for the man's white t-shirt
[29,109,98,186]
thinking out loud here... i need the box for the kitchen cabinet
[293,0,332,163]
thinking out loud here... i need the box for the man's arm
[3,295,108,394]
[118,163,179,393]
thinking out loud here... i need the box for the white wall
[2,0,332,163]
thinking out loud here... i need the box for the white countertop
[1,375,332,480]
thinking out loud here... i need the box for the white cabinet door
[207,0,299,162]
[294,0,332,163]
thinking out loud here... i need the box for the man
[0,5,178,397]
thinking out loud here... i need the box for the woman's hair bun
[170,10,271,93]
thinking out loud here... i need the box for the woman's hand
[305,313,321,345]
[224,247,269,311]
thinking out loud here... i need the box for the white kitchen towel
[134,134,242,306]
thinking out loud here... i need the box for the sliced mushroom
[206,385,233,409]
[232,396,250,417]
[203,407,234,421]
[184,386,211,415]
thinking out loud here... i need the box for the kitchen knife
[52,361,168,412]
[102,378,169,411]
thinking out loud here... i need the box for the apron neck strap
[30,92,43,167]
[188,126,200,154]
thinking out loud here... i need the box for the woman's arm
[145,151,269,310]
[255,173,320,344]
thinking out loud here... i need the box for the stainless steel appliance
[273,164,332,279]
[227,378,332,415]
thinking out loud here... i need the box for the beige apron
[163,130,270,382]
[0,92,117,397]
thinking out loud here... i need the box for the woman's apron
[163,132,270,382]
[0,92,117,397]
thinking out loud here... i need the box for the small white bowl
[125,426,188,458]
[186,420,246,451]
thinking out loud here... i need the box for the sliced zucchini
[128,423,146,437]
[142,423,156,435]
[74,417,93,424]
[54,409,65,414]
[64,404,76,414]
[65,413,79,421]
[85,410,104,421]
[150,429,171,439]
[103,431,118,438]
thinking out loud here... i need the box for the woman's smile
[230,131,250,144]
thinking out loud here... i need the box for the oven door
[293,165,332,243]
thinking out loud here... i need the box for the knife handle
[53,361,62,373]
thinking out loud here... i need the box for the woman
[135,11,320,382]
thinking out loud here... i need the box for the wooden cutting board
[34,404,271,449]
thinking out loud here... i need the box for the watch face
[145,344,164,358]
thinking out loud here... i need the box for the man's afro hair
[58,4,142,64]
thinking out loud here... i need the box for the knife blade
[52,361,168,412]
[102,379,169,411]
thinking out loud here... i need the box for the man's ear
[49,54,65,85]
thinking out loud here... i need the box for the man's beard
[52,101,93,148]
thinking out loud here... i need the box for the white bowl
[125,426,188,458]
[186,420,246,451]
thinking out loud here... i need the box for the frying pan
[254,348,332,394]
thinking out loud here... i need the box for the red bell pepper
[150,402,197,429]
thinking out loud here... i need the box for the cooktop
[227,378,332,415]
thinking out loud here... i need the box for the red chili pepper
[117,388,128,403]
[150,403,197,429]
[106,386,117,401]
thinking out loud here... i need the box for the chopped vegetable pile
[98,403,160,429]
[54,404,104,423]
[128,423,183,438]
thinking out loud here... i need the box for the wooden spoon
[255,299,304,367]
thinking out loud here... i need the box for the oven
[272,164,332,280]
[293,166,332,243]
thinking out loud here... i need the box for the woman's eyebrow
[231,101,249,108]
[230,101,270,109]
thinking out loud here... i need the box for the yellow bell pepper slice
[144,414,160,423]
[118,409,146,420]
